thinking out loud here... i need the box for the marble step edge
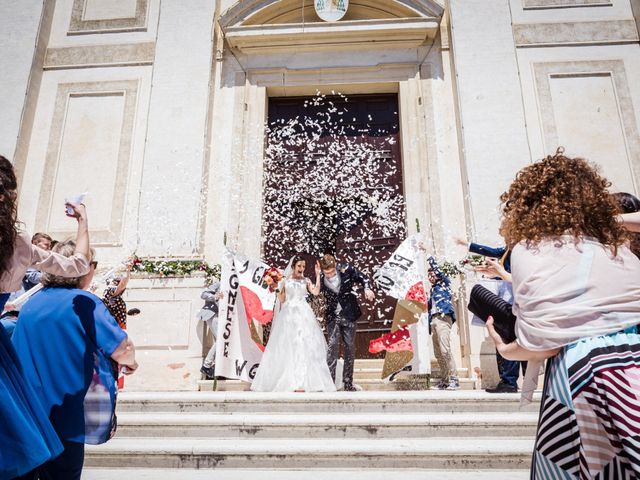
[82,468,531,480]
[86,437,535,456]
[85,438,535,469]
[117,390,537,403]
[115,412,539,427]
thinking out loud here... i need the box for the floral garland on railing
[128,255,221,282]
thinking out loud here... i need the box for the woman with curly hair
[486,149,640,478]
[0,155,91,478]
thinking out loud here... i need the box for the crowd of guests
[3,144,640,479]
[0,155,138,479]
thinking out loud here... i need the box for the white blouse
[512,236,640,350]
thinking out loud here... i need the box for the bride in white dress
[251,256,337,392]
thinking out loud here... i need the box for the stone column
[137,0,215,256]
[448,0,531,243]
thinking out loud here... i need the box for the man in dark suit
[319,254,374,391]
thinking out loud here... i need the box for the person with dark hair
[13,241,137,480]
[319,253,374,391]
[0,155,92,479]
[486,149,640,478]
[426,256,459,390]
[198,279,223,380]
[251,255,336,392]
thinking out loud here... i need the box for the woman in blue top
[0,156,91,479]
[12,241,138,480]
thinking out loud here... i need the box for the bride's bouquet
[262,267,284,293]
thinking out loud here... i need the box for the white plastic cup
[65,192,87,215]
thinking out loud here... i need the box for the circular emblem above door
[314,0,348,22]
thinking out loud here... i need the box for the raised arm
[114,272,130,296]
[620,212,640,233]
[468,242,507,258]
[66,202,90,260]
[307,262,321,296]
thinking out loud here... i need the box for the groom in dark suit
[319,254,374,391]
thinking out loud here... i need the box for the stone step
[116,391,540,414]
[354,359,384,368]
[85,437,534,470]
[351,366,469,380]
[83,468,531,479]
[198,376,477,392]
[115,412,538,438]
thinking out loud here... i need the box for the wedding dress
[251,278,337,392]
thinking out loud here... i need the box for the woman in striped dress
[486,149,640,479]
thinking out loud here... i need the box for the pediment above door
[221,0,442,54]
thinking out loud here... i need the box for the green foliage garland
[129,255,221,282]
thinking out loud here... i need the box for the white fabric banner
[373,234,426,300]
[407,313,432,375]
[215,250,277,382]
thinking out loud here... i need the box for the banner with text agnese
[373,234,427,302]
[215,250,277,382]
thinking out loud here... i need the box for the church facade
[2,0,640,389]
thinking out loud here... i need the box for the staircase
[83,390,539,479]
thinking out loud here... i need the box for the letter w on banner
[215,250,276,382]
[373,234,431,377]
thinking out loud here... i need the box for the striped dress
[532,329,640,479]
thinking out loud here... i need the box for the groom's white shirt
[324,272,342,314]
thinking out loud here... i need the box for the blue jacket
[469,242,511,273]
[427,256,456,323]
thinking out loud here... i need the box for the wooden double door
[262,93,407,358]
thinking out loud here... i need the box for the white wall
[448,0,532,245]
[0,0,44,159]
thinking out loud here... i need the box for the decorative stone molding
[44,42,155,70]
[35,80,139,245]
[247,63,419,89]
[533,60,640,188]
[523,0,611,8]
[225,18,439,54]
[513,20,639,47]
[68,0,148,34]
[220,0,443,28]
